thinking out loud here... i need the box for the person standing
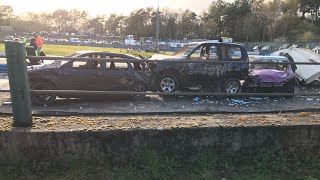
[280,52,297,73]
[284,53,297,73]
[33,32,43,56]
[26,38,40,65]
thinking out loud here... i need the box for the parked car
[28,51,150,105]
[148,41,249,93]
[312,45,320,54]
[261,46,274,51]
[252,46,261,51]
[279,44,293,50]
[243,56,296,94]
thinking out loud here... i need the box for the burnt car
[243,56,296,94]
[149,41,249,93]
[28,51,150,105]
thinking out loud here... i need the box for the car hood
[249,69,295,82]
[149,54,184,60]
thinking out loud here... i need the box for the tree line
[0,0,319,42]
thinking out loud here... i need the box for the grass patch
[0,43,171,57]
[1,149,320,179]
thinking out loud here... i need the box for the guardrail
[22,56,320,65]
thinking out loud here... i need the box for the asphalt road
[0,80,319,115]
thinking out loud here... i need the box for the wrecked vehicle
[272,48,320,85]
[149,41,249,93]
[28,51,150,105]
[243,56,296,94]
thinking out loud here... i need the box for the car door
[101,59,135,91]
[221,44,247,75]
[186,44,220,85]
[62,60,102,90]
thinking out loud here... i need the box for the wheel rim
[160,78,175,92]
[226,81,240,93]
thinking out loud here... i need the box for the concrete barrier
[1,125,320,163]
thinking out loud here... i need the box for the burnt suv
[28,51,150,105]
[149,41,249,93]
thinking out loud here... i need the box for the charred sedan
[149,41,249,93]
[28,51,150,105]
[243,56,296,94]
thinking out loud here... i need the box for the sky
[0,0,234,17]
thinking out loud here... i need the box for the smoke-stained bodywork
[28,51,150,99]
[148,42,249,92]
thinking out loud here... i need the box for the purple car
[243,56,296,94]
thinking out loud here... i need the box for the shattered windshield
[251,63,286,70]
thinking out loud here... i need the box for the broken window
[222,46,242,60]
[190,45,219,61]
[107,62,129,70]
[72,60,101,70]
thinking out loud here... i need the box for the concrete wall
[1,125,320,163]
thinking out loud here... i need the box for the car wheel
[130,83,146,100]
[158,74,179,93]
[31,81,56,105]
[283,79,295,98]
[222,78,241,94]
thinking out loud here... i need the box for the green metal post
[5,41,32,127]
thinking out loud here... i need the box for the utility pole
[155,0,160,52]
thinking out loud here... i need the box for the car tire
[222,78,241,94]
[130,82,147,100]
[30,81,56,106]
[283,79,295,98]
[158,74,179,93]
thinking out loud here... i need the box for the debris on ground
[193,97,200,101]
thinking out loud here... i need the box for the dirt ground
[0,112,320,132]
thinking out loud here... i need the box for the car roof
[187,40,241,46]
[254,56,289,62]
[68,51,139,59]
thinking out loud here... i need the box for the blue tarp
[0,64,8,73]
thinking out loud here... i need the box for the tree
[105,14,127,35]
[0,5,15,25]
[207,0,230,37]
[86,16,105,34]
[52,9,69,33]
[69,9,88,32]
[124,8,154,38]
[299,0,320,21]
[177,10,200,39]
[224,0,251,41]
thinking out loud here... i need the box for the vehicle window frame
[221,44,243,61]
[187,43,221,61]
[106,61,134,72]
[67,60,103,71]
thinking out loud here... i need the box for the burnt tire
[31,81,56,106]
[222,78,241,94]
[130,83,146,100]
[283,80,295,98]
[158,74,179,93]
